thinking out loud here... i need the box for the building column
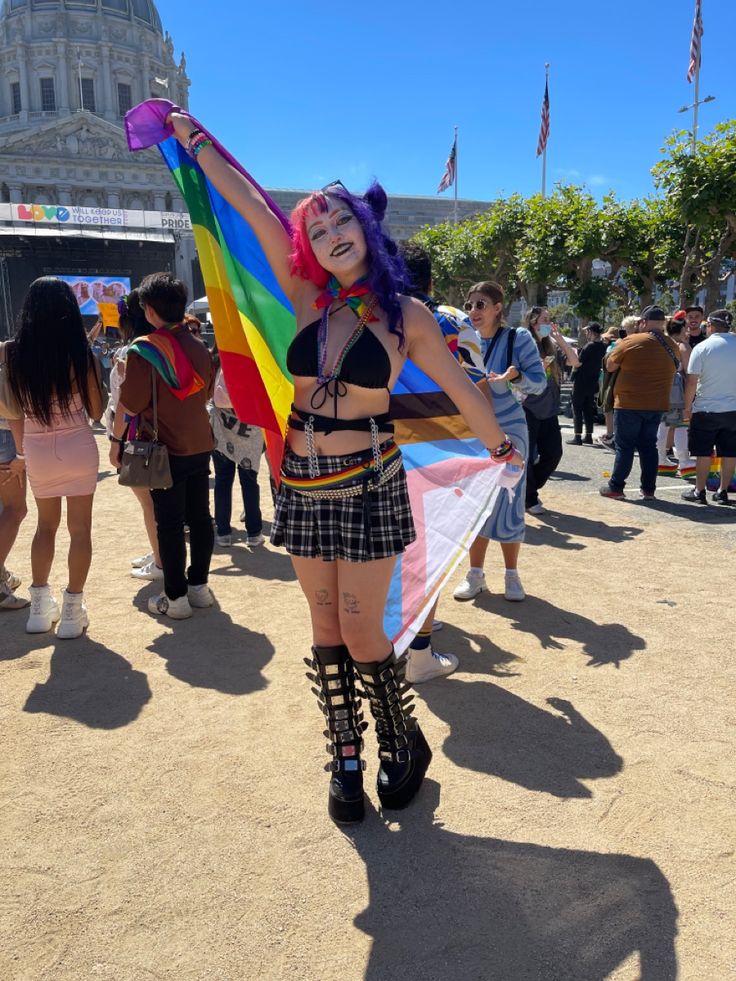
[140,56,150,104]
[17,46,31,117]
[107,191,121,208]
[153,193,166,212]
[57,187,73,206]
[56,42,69,112]
[8,184,23,204]
[99,44,113,120]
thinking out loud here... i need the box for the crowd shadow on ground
[22,637,151,729]
[133,589,275,695]
[472,593,646,668]
[637,496,736,525]
[346,781,678,981]
[209,535,297,584]
[415,652,621,797]
[525,510,643,551]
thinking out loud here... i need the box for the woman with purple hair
[167,113,523,824]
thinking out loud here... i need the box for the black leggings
[571,387,598,436]
[524,412,563,507]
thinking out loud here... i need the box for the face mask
[538,324,552,338]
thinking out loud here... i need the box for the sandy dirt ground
[1,433,735,981]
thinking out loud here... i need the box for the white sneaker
[215,533,232,547]
[453,569,486,601]
[188,583,214,608]
[406,646,459,683]
[431,619,443,632]
[26,586,60,633]
[526,502,545,515]
[56,589,89,639]
[0,583,29,610]
[504,572,526,602]
[148,592,192,619]
[130,560,164,582]
[0,566,21,591]
[246,533,266,547]
[131,551,154,569]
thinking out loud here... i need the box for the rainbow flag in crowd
[125,100,511,653]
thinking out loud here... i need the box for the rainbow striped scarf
[128,327,205,400]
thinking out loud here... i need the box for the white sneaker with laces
[188,583,214,608]
[130,560,164,582]
[246,533,266,547]
[56,589,89,639]
[504,571,526,602]
[1,566,21,591]
[405,646,459,684]
[0,582,29,610]
[148,592,192,619]
[527,502,545,515]
[453,568,486,601]
[131,551,154,569]
[215,533,232,547]
[26,585,60,633]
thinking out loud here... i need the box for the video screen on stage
[57,275,131,316]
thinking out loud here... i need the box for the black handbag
[118,367,173,490]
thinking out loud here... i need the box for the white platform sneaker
[453,568,487,601]
[405,646,459,684]
[56,590,89,639]
[26,586,60,633]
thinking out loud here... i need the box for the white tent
[188,296,209,315]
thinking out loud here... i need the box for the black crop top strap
[288,405,394,436]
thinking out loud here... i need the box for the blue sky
[157,0,735,204]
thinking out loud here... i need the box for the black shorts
[688,411,736,458]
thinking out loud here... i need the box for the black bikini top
[286,318,392,390]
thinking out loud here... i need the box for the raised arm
[551,324,579,367]
[403,298,523,465]
[168,113,305,305]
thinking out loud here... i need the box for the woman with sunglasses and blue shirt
[454,282,546,604]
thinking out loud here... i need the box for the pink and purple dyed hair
[289,180,409,347]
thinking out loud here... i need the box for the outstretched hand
[167,111,197,144]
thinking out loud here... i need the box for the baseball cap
[640,305,666,321]
[670,309,688,323]
[587,322,603,334]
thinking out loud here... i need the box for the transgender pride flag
[125,100,511,654]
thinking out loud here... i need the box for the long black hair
[8,277,95,426]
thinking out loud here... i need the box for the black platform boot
[354,650,432,810]
[305,644,368,825]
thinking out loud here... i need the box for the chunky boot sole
[377,725,432,810]
[328,783,366,824]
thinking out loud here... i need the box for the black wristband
[109,435,124,444]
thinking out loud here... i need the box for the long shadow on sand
[134,592,275,695]
[525,510,644,551]
[23,637,151,728]
[347,781,678,981]
[208,538,297,584]
[473,593,646,668]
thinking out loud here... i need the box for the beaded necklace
[316,296,379,385]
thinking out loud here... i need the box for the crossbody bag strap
[150,365,159,441]
[648,330,680,368]
[506,327,517,370]
[483,327,506,368]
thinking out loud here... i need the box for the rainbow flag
[125,100,515,653]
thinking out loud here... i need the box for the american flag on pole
[687,0,703,83]
[437,136,457,194]
[536,80,550,157]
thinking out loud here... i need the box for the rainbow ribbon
[129,328,204,400]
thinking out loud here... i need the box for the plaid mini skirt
[270,440,416,562]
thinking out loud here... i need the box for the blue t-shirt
[688,332,736,413]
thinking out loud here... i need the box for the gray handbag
[118,366,172,490]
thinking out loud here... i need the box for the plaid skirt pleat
[270,442,416,562]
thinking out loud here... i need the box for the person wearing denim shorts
[0,419,29,609]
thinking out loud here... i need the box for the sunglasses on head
[464,299,491,312]
[320,179,348,194]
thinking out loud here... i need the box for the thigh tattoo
[315,589,332,607]
[342,592,360,615]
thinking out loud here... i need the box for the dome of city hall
[1,0,163,34]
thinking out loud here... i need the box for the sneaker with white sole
[130,560,164,582]
[148,592,192,619]
[526,502,545,515]
[0,582,29,610]
[246,533,266,547]
[26,585,60,633]
[56,589,89,639]
[453,568,486,601]
[215,533,232,547]
[187,583,214,608]
[431,619,443,632]
[0,566,21,592]
[406,646,459,684]
[131,551,154,569]
[504,572,526,602]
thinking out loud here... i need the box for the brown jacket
[607,331,679,411]
[120,325,215,456]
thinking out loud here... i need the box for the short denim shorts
[0,427,17,464]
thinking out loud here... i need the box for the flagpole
[453,125,458,224]
[541,63,549,198]
[692,47,700,150]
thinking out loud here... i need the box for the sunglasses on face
[464,299,491,312]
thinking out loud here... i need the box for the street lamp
[678,94,716,149]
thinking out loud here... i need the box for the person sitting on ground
[599,305,678,501]
[117,272,216,620]
[568,322,606,446]
[682,309,736,505]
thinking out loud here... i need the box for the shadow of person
[348,781,678,981]
[23,637,151,729]
[209,542,297,583]
[474,593,646,668]
[417,678,621,798]
[426,624,522,679]
[525,510,644,550]
[138,598,275,695]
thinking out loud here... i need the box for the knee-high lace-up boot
[354,649,432,810]
[305,644,368,825]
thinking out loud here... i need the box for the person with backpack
[453,282,546,603]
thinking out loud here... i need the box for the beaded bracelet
[185,128,204,151]
[188,133,209,152]
[491,438,513,459]
[191,138,213,159]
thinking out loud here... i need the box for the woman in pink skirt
[7,277,103,638]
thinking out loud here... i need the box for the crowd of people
[1,118,735,825]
